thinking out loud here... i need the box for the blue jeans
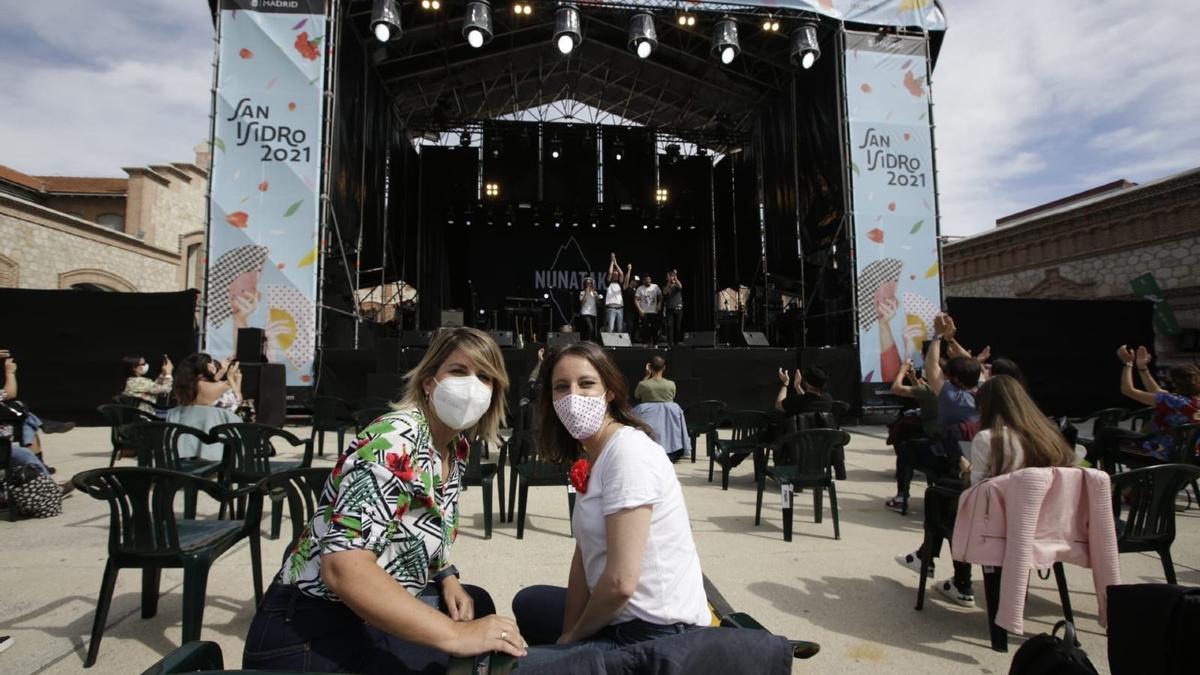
[9,445,48,476]
[605,307,623,333]
[243,581,496,673]
[512,585,700,668]
[22,411,42,445]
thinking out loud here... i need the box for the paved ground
[2,424,1197,674]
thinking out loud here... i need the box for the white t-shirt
[571,427,710,627]
[580,289,598,316]
[635,284,662,314]
[969,427,1025,486]
[605,282,624,307]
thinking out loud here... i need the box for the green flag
[1130,273,1180,336]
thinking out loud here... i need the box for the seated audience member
[120,354,173,414]
[512,343,710,664]
[895,373,1069,609]
[0,351,72,474]
[166,354,242,461]
[213,358,244,412]
[774,366,833,415]
[0,355,72,499]
[243,328,527,672]
[1116,345,1200,461]
[885,359,939,512]
[634,355,676,402]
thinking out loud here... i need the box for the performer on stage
[578,278,599,342]
[604,254,625,334]
[663,270,683,345]
[635,274,663,345]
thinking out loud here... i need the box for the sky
[1,1,1198,237]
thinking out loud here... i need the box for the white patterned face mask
[552,394,609,440]
[430,375,492,431]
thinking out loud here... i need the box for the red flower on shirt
[455,437,470,463]
[385,451,416,482]
[569,458,591,494]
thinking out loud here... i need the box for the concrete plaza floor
[3,424,1197,674]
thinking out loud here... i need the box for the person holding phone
[120,354,174,414]
[166,353,242,461]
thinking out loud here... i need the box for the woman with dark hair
[119,354,173,414]
[1117,345,1200,460]
[512,342,710,662]
[578,277,599,342]
[969,374,1077,485]
[244,327,527,672]
[165,353,241,460]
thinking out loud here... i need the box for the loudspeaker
[488,330,515,348]
[399,330,435,347]
[242,363,286,427]
[735,331,770,348]
[599,332,632,348]
[682,331,716,348]
[440,309,464,328]
[236,327,266,363]
[548,332,580,349]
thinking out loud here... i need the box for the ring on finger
[501,630,508,642]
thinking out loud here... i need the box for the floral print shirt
[280,407,467,600]
[1144,392,1200,460]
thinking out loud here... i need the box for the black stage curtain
[945,297,1154,417]
[417,147,479,327]
[0,289,197,425]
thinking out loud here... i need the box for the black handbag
[1008,620,1098,675]
[6,463,62,518]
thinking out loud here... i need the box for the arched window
[96,213,124,231]
[59,269,136,292]
[71,283,117,292]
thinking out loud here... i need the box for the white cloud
[934,0,1200,236]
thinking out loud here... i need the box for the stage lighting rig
[655,187,669,204]
[790,22,821,69]
[513,2,532,16]
[370,0,401,43]
[420,0,441,10]
[628,13,657,59]
[485,182,500,198]
[554,5,582,55]
[761,18,781,33]
[712,19,740,65]
[463,1,494,49]
[676,13,696,27]
[549,135,563,159]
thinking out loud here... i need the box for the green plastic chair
[502,430,574,539]
[754,429,850,541]
[250,467,333,571]
[684,400,726,463]
[1111,463,1200,584]
[72,467,262,668]
[120,422,224,519]
[308,396,356,458]
[210,423,314,540]
[709,410,771,490]
[97,404,156,467]
[460,438,498,538]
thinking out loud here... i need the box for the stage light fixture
[762,18,780,33]
[463,1,494,49]
[513,2,532,16]
[655,187,669,204]
[485,182,500,198]
[554,5,582,55]
[370,0,401,43]
[642,224,649,230]
[677,13,696,27]
[712,19,740,65]
[549,135,562,159]
[627,13,657,59]
[420,0,441,10]
[790,22,821,69]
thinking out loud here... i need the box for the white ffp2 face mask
[136,364,150,376]
[552,394,609,440]
[430,375,493,431]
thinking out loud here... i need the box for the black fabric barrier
[0,289,198,425]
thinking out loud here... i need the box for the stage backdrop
[205,0,327,385]
[844,31,941,386]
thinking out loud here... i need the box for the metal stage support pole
[790,73,806,349]
[710,159,718,335]
[834,26,860,356]
[352,42,370,349]
[199,6,223,354]
[315,0,343,385]
[923,28,946,309]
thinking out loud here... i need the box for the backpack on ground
[1008,620,1098,675]
[6,463,62,518]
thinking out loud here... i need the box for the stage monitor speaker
[399,330,435,347]
[736,331,771,348]
[548,332,580,349]
[682,331,716,348]
[236,327,266,363]
[599,332,632,348]
[488,330,515,348]
[241,363,286,427]
[440,309,464,328]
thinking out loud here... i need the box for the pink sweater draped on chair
[951,466,1121,634]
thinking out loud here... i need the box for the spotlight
[615,152,622,161]
[549,135,562,159]
[655,187,669,204]
[370,0,401,43]
[420,0,441,9]
[628,13,657,59]
[485,182,500,198]
[677,13,696,27]
[762,18,780,33]
[712,19,740,65]
[513,2,532,15]
[790,22,820,69]
[543,293,550,299]
[463,1,493,48]
[554,5,582,55]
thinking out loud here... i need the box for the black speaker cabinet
[236,327,266,363]
[548,331,581,349]
[488,330,515,348]
[399,330,435,347]
[242,363,286,427]
[736,331,770,348]
[682,331,716,348]
[599,332,632,348]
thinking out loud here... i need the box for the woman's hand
[1135,345,1152,368]
[1116,345,1135,365]
[556,631,577,645]
[447,615,527,658]
[4,358,16,375]
[777,368,790,386]
[161,356,173,376]
[441,577,474,621]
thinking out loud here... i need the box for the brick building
[943,167,1200,362]
[0,145,211,294]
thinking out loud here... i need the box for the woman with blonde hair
[969,374,1076,486]
[244,327,527,672]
